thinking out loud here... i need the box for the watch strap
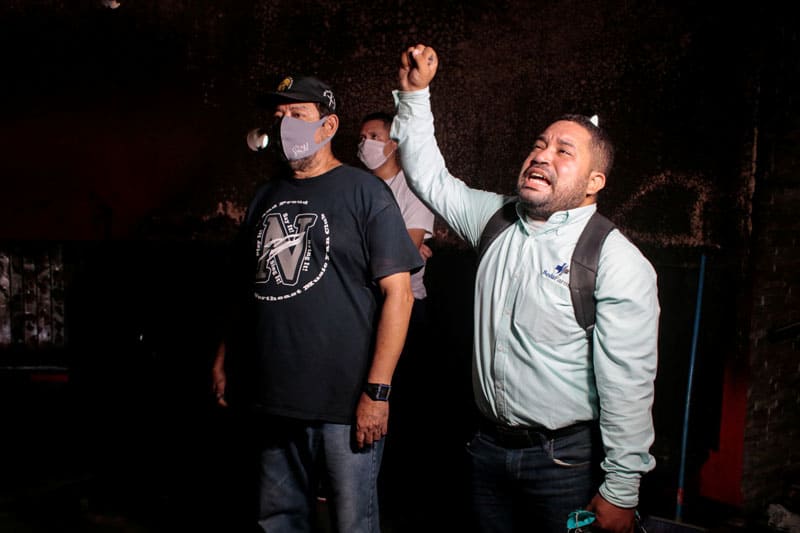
[364,382,392,401]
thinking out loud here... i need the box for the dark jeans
[467,422,598,533]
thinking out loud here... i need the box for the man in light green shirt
[390,44,659,533]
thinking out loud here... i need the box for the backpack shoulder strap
[478,204,615,336]
[477,199,517,264]
[569,211,616,336]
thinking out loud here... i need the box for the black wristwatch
[364,383,392,401]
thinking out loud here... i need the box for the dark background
[1,1,798,531]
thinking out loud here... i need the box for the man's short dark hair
[555,114,615,177]
[360,111,394,128]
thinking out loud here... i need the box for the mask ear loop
[319,114,340,143]
[384,139,398,160]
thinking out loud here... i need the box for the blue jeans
[255,418,384,533]
[466,423,598,533]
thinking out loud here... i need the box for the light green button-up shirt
[391,87,659,508]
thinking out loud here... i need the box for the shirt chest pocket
[511,273,580,345]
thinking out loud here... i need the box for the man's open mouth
[523,169,551,186]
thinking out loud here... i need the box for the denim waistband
[478,417,593,448]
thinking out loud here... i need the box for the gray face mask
[277,116,332,161]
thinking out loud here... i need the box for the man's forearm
[367,278,414,384]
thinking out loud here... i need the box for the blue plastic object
[567,509,596,531]
[567,509,648,532]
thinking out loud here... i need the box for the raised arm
[392,43,506,247]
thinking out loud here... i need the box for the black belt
[478,417,593,449]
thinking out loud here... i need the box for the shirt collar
[516,203,598,236]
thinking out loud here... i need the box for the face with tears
[516,119,606,221]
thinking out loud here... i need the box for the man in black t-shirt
[211,76,423,533]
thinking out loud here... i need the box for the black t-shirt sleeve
[365,201,425,281]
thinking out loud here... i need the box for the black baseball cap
[257,75,338,113]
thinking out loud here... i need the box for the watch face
[375,385,390,400]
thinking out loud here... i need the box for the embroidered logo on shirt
[542,262,570,287]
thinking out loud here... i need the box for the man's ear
[321,114,339,139]
[586,171,606,196]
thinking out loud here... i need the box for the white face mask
[357,138,395,170]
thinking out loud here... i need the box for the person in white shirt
[390,44,660,533]
[359,111,436,286]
